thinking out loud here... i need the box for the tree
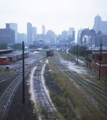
[69,45,87,57]
[11,43,22,50]
[0,43,7,49]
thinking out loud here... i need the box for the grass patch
[47,58,107,120]
[58,51,76,61]
[0,69,14,75]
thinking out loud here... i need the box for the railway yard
[0,50,107,120]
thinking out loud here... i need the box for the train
[46,50,54,57]
[0,57,8,64]
[0,51,29,64]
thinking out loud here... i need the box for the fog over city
[1,0,107,119]
[0,0,107,40]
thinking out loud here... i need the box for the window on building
[92,55,94,59]
[97,56,103,61]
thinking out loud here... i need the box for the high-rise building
[18,33,27,43]
[46,30,56,44]
[93,15,101,33]
[27,22,32,44]
[80,28,96,47]
[100,21,107,35]
[62,30,68,40]
[77,29,83,45]
[42,25,45,35]
[69,28,74,36]
[57,28,75,45]
[32,27,37,41]
[93,15,107,35]
[9,23,18,43]
[68,28,75,42]
[0,24,15,44]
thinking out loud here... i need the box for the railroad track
[52,58,107,109]
[32,64,60,120]
[0,57,43,120]
[0,72,18,83]
[0,59,39,98]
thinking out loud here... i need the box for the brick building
[0,24,15,45]
[92,51,107,77]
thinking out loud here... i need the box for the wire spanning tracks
[33,65,60,120]
[54,59,107,108]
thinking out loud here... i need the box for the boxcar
[46,50,54,57]
[0,57,8,64]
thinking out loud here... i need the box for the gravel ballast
[5,76,37,120]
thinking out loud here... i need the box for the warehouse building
[92,51,107,77]
[0,50,29,64]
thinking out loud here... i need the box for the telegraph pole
[77,44,78,64]
[99,43,102,79]
[22,41,25,104]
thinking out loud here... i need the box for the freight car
[46,50,54,57]
[0,57,8,64]
[0,51,29,64]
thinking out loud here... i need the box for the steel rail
[53,58,107,108]
[55,59,107,95]
[33,65,60,120]
[0,57,44,120]
[1,70,30,120]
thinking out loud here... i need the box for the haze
[0,0,107,39]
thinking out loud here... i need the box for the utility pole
[22,41,25,104]
[77,44,78,64]
[99,43,102,79]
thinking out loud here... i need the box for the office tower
[93,15,101,33]
[18,33,27,43]
[69,28,75,42]
[10,23,18,43]
[93,15,107,35]
[77,29,83,45]
[27,22,32,44]
[46,30,56,44]
[0,24,15,44]
[42,25,45,35]
[32,27,37,41]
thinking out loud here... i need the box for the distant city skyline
[0,0,107,42]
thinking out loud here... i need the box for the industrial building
[92,51,107,77]
[86,49,107,77]
[0,49,29,64]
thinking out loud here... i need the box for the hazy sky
[0,0,107,40]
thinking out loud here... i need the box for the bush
[0,42,7,49]
[69,45,87,57]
